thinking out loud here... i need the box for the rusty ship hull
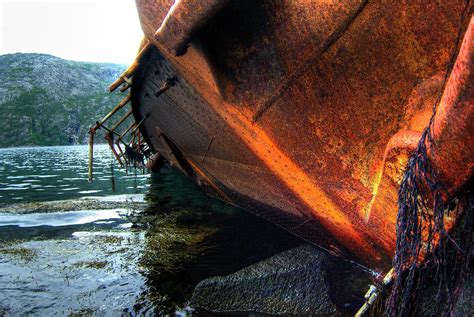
[99,0,474,271]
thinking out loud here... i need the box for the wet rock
[455,274,474,316]
[414,268,474,316]
[0,196,146,214]
[190,244,339,315]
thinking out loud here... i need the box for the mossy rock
[191,245,340,315]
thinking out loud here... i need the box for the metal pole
[354,268,394,317]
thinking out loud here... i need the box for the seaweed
[0,247,37,262]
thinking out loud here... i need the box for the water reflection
[130,170,303,315]
[0,145,303,315]
[0,146,369,315]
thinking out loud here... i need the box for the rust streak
[146,38,381,261]
[252,0,370,123]
[187,158,232,203]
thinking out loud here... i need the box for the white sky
[0,0,144,64]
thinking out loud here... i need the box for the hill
[0,53,127,147]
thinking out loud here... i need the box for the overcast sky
[0,0,144,64]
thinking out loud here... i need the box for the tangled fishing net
[124,144,146,168]
[385,122,473,316]
[385,12,473,314]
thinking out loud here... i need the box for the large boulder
[190,244,369,315]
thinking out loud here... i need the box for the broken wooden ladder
[88,41,152,182]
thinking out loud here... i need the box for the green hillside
[0,53,129,147]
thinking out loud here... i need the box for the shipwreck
[88,0,473,314]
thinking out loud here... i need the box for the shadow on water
[128,168,303,315]
[127,168,370,315]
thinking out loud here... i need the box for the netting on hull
[385,125,473,316]
[385,9,473,313]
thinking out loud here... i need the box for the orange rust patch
[147,39,381,261]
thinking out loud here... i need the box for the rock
[455,274,474,316]
[0,197,146,214]
[413,265,474,316]
[190,244,351,315]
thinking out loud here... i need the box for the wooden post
[130,114,149,136]
[115,140,128,165]
[120,81,132,92]
[104,132,124,166]
[118,114,148,144]
[109,42,151,92]
[95,94,131,129]
[110,109,133,133]
[109,63,138,92]
[131,131,136,147]
[88,128,95,182]
[118,122,136,144]
[110,162,116,192]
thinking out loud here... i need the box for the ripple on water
[0,187,28,191]
[6,175,29,179]
[9,183,32,187]
[121,175,150,180]
[62,188,80,191]
[0,209,125,227]
[1,145,149,205]
[13,166,31,170]
[78,194,145,203]
[117,223,133,229]
[78,190,102,194]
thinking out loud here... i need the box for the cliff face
[0,53,125,147]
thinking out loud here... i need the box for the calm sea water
[0,145,304,315]
[0,145,148,204]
